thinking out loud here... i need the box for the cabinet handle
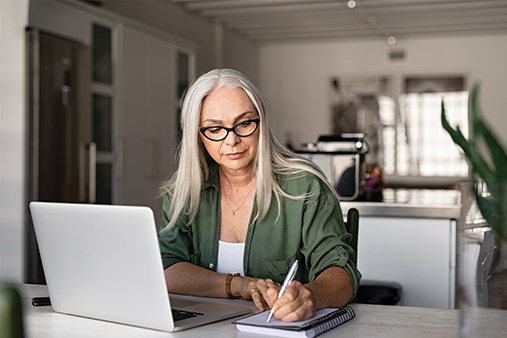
[61,69,71,107]
[79,143,86,202]
[61,85,70,107]
[88,142,96,203]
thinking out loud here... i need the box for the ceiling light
[387,36,397,45]
[347,1,357,9]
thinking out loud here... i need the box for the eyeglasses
[199,118,260,141]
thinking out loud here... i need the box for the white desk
[14,284,507,337]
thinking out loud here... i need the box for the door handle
[79,143,86,202]
[61,85,70,107]
[79,142,96,203]
[61,69,71,107]
[88,142,96,204]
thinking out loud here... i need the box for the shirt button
[209,263,214,269]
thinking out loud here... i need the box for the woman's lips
[226,151,245,159]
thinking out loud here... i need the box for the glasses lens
[234,120,258,137]
[203,127,228,141]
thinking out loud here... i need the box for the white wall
[0,0,29,283]
[258,35,507,150]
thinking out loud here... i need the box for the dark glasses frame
[199,118,260,141]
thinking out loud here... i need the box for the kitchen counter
[341,188,461,219]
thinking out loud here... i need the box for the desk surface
[14,284,507,337]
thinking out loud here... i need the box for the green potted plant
[442,85,507,338]
[441,85,507,244]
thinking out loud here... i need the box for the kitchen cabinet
[357,216,456,309]
[118,25,185,225]
[29,0,195,223]
[343,198,459,309]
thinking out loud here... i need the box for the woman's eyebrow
[201,118,223,125]
[201,111,256,125]
[233,111,256,122]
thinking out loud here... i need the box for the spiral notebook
[233,306,355,338]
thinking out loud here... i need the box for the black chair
[344,208,402,305]
[344,208,359,254]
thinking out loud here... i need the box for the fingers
[255,279,280,307]
[252,279,279,311]
[249,288,265,311]
[235,277,315,321]
[234,276,259,298]
[272,281,316,322]
[238,278,279,311]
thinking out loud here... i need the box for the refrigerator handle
[79,143,86,202]
[88,142,97,204]
[61,69,71,107]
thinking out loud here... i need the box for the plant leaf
[441,101,494,185]
[469,85,507,182]
[475,191,507,243]
[468,136,496,189]
[441,102,472,157]
[476,121,507,182]
[443,86,507,244]
[469,85,480,139]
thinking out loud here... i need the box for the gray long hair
[160,68,336,230]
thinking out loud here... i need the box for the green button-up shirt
[158,162,361,298]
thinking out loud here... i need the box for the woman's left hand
[257,280,316,322]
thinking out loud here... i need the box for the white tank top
[216,240,245,276]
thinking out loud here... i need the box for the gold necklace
[224,184,255,216]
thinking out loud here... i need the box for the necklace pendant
[232,211,235,216]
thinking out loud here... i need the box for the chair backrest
[344,208,359,263]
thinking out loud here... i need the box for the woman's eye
[208,127,222,134]
[238,121,251,127]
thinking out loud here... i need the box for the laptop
[29,201,251,332]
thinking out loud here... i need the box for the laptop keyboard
[172,309,204,322]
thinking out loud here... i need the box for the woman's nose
[224,130,241,146]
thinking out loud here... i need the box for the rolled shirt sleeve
[300,178,361,299]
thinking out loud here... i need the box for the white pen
[266,259,299,323]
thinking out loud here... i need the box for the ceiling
[166,0,507,44]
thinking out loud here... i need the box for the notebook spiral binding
[309,307,356,336]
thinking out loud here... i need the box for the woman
[158,69,361,322]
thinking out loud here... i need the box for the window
[394,76,469,178]
[92,24,112,84]
[331,74,469,187]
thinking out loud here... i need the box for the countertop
[12,283,507,337]
[341,188,461,219]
